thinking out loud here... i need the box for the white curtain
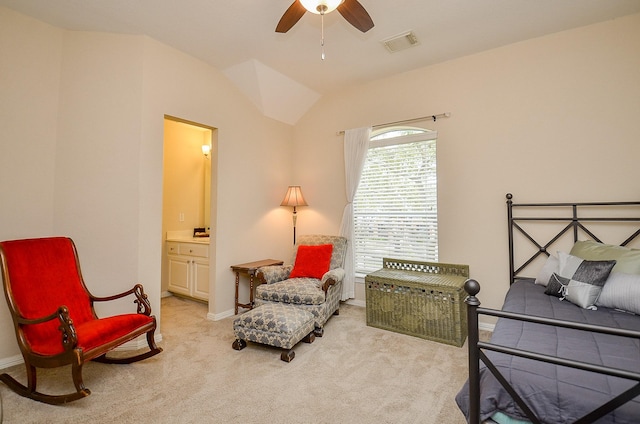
[339,126,371,300]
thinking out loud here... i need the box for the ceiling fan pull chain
[321,12,325,60]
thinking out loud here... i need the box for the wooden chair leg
[71,361,86,393]
[26,363,36,392]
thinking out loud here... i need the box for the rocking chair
[0,237,162,404]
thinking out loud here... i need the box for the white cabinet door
[192,258,210,301]
[168,256,190,297]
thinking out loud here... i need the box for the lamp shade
[300,0,344,14]
[280,186,308,207]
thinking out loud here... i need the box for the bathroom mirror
[203,153,211,231]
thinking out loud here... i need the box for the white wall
[293,13,640,311]
[0,9,62,362]
[54,32,145,321]
[0,7,296,363]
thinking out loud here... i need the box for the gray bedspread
[455,280,640,423]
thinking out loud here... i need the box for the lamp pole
[292,206,298,245]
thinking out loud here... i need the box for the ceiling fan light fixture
[300,0,344,15]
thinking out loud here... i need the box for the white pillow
[596,272,640,314]
[534,254,559,287]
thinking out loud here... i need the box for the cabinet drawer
[179,243,209,258]
[166,242,180,255]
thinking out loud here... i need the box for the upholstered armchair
[255,235,347,336]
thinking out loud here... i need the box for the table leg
[234,271,240,315]
[249,272,254,309]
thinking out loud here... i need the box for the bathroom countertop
[166,230,210,244]
[166,236,210,244]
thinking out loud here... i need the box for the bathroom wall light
[202,144,211,158]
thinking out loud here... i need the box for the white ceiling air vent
[381,31,420,53]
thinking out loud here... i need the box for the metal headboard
[507,193,640,284]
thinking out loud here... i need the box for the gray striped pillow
[596,272,640,314]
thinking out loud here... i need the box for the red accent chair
[0,237,162,404]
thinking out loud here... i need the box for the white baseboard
[479,322,495,333]
[113,334,163,351]
[0,354,24,370]
[345,299,365,308]
[208,309,234,321]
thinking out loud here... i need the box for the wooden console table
[231,259,283,314]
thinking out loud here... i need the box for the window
[353,127,438,276]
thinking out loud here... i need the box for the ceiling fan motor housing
[300,0,344,15]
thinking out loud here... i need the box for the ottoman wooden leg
[232,339,247,351]
[281,349,295,362]
[302,332,315,344]
[314,327,324,338]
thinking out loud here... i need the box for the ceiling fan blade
[337,0,374,33]
[276,1,307,33]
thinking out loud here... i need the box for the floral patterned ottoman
[232,303,316,362]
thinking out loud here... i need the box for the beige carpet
[0,296,471,423]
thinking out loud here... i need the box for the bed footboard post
[464,279,482,424]
[506,193,515,285]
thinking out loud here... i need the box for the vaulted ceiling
[2,0,639,124]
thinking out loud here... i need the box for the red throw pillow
[289,244,334,279]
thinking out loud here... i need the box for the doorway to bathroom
[161,115,217,304]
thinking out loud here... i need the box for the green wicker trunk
[365,258,469,347]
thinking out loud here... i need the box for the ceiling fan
[276,0,374,33]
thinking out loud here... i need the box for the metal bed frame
[463,193,640,424]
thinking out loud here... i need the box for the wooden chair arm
[57,306,79,350]
[90,283,152,316]
[320,268,345,293]
[15,306,65,326]
[16,306,78,351]
[321,278,337,293]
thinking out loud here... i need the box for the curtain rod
[337,112,451,135]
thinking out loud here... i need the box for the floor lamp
[281,185,308,244]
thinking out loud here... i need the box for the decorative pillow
[552,251,616,310]
[570,240,640,275]
[544,273,567,297]
[535,254,559,286]
[289,244,333,279]
[596,272,640,314]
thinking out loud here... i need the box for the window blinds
[353,134,438,275]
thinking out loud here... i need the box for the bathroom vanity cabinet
[166,240,209,302]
